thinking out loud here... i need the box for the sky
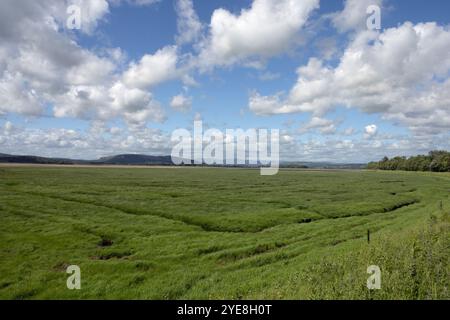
[0,0,449,163]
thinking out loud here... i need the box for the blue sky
[0,0,449,162]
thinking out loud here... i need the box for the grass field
[0,167,448,299]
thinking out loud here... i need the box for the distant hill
[281,161,366,170]
[0,154,82,164]
[95,154,173,165]
[0,152,366,169]
[0,153,175,165]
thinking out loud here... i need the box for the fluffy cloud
[175,0,203,45]
[66,0,160,34]
[364,124,378,138]
[123,46,179,89]
[0,0,171,127]
[50,81,166,126]
[248,92,284,115]
[283,132,450,163]
[198,0,319,68]
[249,22,450,135]
[0,0,111,40]
[0,72,43,116]
[299,117,337,135]
[0,122,171,159]
[69,0,110,34]
[332,0,383,33]
[170,94,192,112]
[109,82,166,125]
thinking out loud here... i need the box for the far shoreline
[0,163,367,171]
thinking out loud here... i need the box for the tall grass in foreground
[300,212,449,299]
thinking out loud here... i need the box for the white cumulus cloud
[249,22,450,135]
[175,0,203,45]
[170,94,192,112]
[299,117,337,135]
[364,124,378,138]
[197,0,319,69]
[123,46,179,89]
[332,0,383,33]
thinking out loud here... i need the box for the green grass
[0,167,448,299]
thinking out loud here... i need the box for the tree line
[367,151,450,172]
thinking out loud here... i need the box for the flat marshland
[0,167,448,299]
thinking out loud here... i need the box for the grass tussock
[299,212,449,300]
